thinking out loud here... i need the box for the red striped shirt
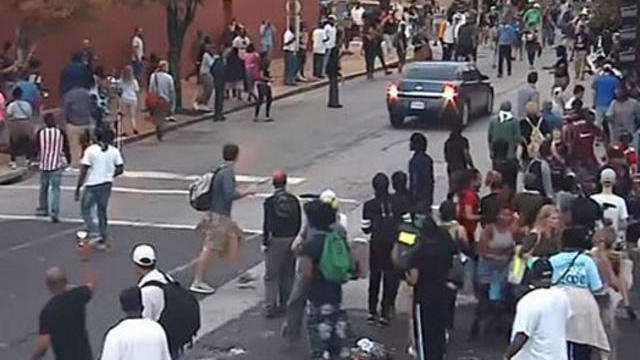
[38,128,65,171]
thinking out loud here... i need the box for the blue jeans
[38,169,63,217]
[81,183,112,240]
[284,51,298,84]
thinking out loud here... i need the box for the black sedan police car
[386,62,494,128]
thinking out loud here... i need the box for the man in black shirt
[31,242,96,360]
[444,125,474,191]
[262,171,301,317]
[362,173,406,326]
[514,173,553,227]
[391,170,414,217]
[409,133,435,215]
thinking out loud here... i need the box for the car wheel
[390,113,405,128]
[486,92,494,115]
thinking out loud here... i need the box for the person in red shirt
[457,169,482,244]
[563,100,603,172]
[614,132,638,174]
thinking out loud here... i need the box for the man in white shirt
[591,168,629,244]
[100,287,171,360]
[312,22,327,78]
[323,16,337,75]
[504,258,572,360]
[74,126,124,250]
[131,27,145,79]
[351,2,365,29]
[283,26,298,86]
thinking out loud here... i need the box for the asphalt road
[1,45,637,360]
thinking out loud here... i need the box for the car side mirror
[480,74,490,81]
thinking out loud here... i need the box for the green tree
[6,0,108,69]
[129,0,203,110]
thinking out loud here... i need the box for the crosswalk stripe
[62,168,306,185]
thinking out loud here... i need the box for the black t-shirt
[410,230,456,304]
[444,135,471,173]
[480,192,501,226]
[39,286,93,360]
[301,231,343,306]
[493,158,519,191]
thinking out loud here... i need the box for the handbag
[145,73,163,111]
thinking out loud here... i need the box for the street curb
[121,61,397,145]
[0,167,29,185]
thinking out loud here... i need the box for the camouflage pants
[306,303,350,360]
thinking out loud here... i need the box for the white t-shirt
[100,318,171,360]
[81,144,124,186]
[283,30,297,52]
[200,52,214,75]
[120,79,140,104]
[132,35,144,60]
[590,192,629,241]
[6,100,33,120]
[351,6,365,26]
[312,28,326,54]
[324,24,337,49]
[138,269,169,321]
[511,287,571,360]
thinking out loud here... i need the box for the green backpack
[319,231,353,284]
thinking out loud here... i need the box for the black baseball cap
[529,258,554,282]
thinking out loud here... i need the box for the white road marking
[0,186,360,204]
[0,214,261,234]
[62,168,306,185]
[0,227,79,258]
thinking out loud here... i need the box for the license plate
[410,101,425,110]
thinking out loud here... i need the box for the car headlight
[387,83,399,100]
[442,84,457,101]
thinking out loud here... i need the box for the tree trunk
[166,5,184,111]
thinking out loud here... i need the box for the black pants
[368,267,399,317]
[313,53,324,77]
[567,342,592,360]
[374,48,388,72]
[364,50,375,78]
[254,82,272,118]
[498,45,512,76]
[442,43,455,61]
[213,80,225,120]
[328,75,340,107]
[414,300,447,360]
[526,44,537,67]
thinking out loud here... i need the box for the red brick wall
[0,0,319,103]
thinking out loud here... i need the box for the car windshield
[404,65,457,81]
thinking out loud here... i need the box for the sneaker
[133,129,139,135]
[367,314,378,325]
[94,241,110,251]
[51,216,60,223]
[190,282,216,294]
[263,118,274,122]
[192,102,200,111]
[9,162,17,170]
[166,116,177,122]
[378,316,390,326]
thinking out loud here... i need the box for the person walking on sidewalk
[262,171,301,318]
[191,144,255,294]
[254,68,274,122]
[193,40,214,112]
[36,113,71,223]
[131,27,145,82]
[497,18,517,78]
[5,86,35,169]
[148,61,175,141]
[100,287,171,360]
[118,65,140,136]
[211,47,226,122]
[297,23,309,82]
[283,26,298,86]
[312,22,326,78]
[63,85,94,166]
[260,19,275,65]
[30,242,96,360]
[409,132,434,215]
[363,173,403,326]
[74,126,124,251]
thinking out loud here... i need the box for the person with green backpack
[298,199,353,360]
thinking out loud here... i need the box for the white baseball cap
[320,189,340,210]
[600,168,616,184]
[132,244,156,267]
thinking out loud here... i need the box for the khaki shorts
[196,213,244,259]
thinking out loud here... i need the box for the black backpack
[273,190,300,223]
[210,55,225,80]
[526,160,546,196]
[142,272,201,356]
